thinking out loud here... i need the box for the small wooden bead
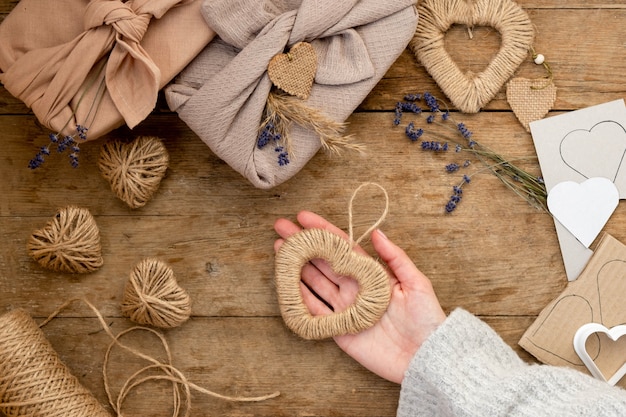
[534,54,545,65]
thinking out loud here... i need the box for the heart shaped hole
[300,259,361,314]
[444,25,502,75]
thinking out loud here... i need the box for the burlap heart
[411,0,534,113]
[506,77,557,131]
[27,206,103,273]
[268,42,317,99]
[121,258,192,329]
[99,136,169,209]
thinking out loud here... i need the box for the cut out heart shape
[574,323,626,385]
[99,136,169,209]
[411,0,534,113]
[27,206,103,273]
[560,120,626,183]
[121,258,192,329]
[268,41,317,100]
[274,228,391,340]
[547,178,619,248]
[506,77,557,131]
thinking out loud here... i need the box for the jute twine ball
[0,309,110,417]
[121,258,192,329]
[99,136,169,209]
[27,206,103,274]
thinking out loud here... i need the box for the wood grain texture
[1,0,625,415]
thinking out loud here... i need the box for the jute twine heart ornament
[506,77,557,131]
[411,0,534,113]
[27,206,103,273]
[99,136,169,209]
[268,41,317,100]
[121,258,192,329]
[274,183,391,340]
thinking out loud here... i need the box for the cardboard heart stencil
[547,178,619,248]
[268,42,317,99]
[574,323,626,385]
[506,77,557,131]
[560,120,626,183]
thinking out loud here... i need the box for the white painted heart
[547,177,619,248]
[560,120,626,183]
[574,322,626,385]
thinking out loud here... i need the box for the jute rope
[0,299,280,417]
[274,182,391,340]
[410,0,534,113]
[121,258,192,329]
[27,206,104,274]
[99,136,169,209]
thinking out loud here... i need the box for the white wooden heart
[547,178,619,248]
[574,322,626,385]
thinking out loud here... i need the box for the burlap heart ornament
[27,206,103,273]
[99,136,169,209]
[506,77,557,131]
[268,42,317,99]
[411,0,534,113]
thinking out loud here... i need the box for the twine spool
[99,136,169,209]
[121,258,192,329]
[0,309,110,417]
[27,206,103,274]
[410,0,534,113]
[274,182,392,340]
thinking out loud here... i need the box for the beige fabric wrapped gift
[166,0,418,189]
[0,0,215,142]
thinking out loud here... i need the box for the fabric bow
[0,0,188,136]
[166,0,417,189]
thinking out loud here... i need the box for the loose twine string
[0,299,279,417]
[274,182,392,340]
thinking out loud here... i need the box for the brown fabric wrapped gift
[166,0,418,189]
[0,0,215,142]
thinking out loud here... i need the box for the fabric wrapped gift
[0,0,215,142]
[165,0,418,189]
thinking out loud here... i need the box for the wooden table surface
[2,1,626,416]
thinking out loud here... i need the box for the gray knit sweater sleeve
[397,308,626,416]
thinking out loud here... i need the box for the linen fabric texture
[0,0,215,141]
[165,0,418,189]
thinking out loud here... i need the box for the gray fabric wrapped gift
[165,0,418,189]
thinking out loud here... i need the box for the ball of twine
[274,182,392,340]
[0,309,110,417]
[99,136,169,209]
[27,206,103,274]
[121,258,192,329]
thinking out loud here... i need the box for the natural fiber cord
[27,206,103,274]
[121,258,192,329]
[411,0,534,113]
[274,182,391,340]
[0,309,110,417]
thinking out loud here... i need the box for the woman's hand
[274,210,446,384]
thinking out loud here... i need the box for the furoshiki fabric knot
[165,0,417,189]
[0,0,215,141]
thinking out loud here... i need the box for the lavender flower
[29,125,88,169]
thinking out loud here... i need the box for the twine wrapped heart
[121,258,192,329]
[27,206,103,273]
[506,77,557,131]
[274,183,391,340]
[411,0,534,113]
[268,42,317,100]
[99,136,169,209]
